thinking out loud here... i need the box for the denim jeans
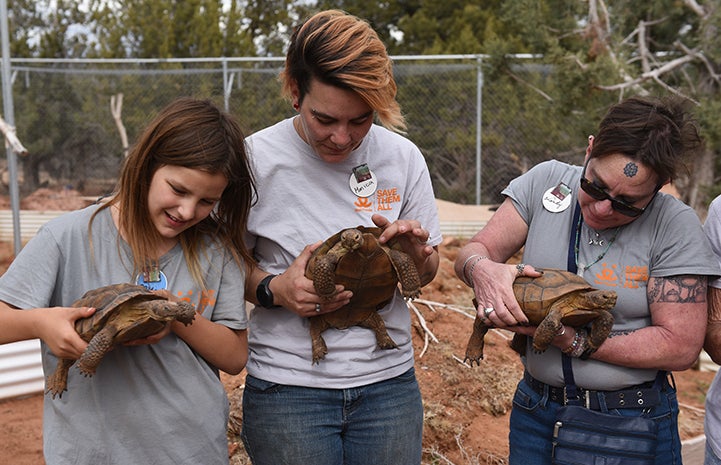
[241,367,423,465]
[509,372,682,465]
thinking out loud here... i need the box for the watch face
[257,275,275,307]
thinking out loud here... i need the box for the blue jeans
[509,373,681,465]
[241,368,423,465]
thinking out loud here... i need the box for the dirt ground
[0,189,715,465]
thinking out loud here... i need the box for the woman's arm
[705,286,721,364]
[453,198,541,327]
[578,275,708,371]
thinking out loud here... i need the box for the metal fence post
[476,56,483,205]
[0,0,20,255]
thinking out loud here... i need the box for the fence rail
[0,209,489,244]
[1,55,592,211]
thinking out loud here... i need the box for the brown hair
[590,96,702,184]
[91,97,256,288]
[280,9,406,133]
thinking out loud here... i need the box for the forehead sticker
[623,162,638,177]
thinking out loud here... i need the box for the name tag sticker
[349,164,377,198]
[542,182,572,213]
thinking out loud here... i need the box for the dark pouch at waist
[552,404,658,465]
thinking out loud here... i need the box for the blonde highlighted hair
[280,10,406,133]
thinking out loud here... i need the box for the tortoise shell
[305,226,421,363]
[513,270,616,326]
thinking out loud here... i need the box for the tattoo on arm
[608,329,636,339]
[606,276,708,340]
[647,275,707,304]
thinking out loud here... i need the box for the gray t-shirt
[504,160,720,390]
[703,195,721,458]
[0,205,247,465]
[245,117,442,388]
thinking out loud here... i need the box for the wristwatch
[256,274,278,308]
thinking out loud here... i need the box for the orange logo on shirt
[175,289,217,314]
[623,266,649,289]
[354,197,373,211]
[593,263,618,287]
[353,187,402,212]
[377,188,401,211]
[592,263,650,290]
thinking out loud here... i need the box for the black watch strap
[256,274,278,307]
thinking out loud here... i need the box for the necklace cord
[574,206,619,274]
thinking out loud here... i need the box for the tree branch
[684,0,707,17]
[596,53,698,98]
[0,116,28,156]
[110,93,129,157]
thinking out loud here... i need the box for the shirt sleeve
[704,196,721,289]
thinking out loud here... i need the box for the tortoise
[305,226,421,364]
[45,283,196,398]
[464,269,616,366]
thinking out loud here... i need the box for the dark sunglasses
[580,162,659,218]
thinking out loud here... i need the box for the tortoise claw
[46,386,67,399]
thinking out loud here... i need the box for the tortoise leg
[464,315,490,366]
[76,327,117,376]
[587,310,614,351]
[46,358,75,398]
[388,249,421,299]
[312,255,341,301]
[359,313,398,350]
[309,316,332,364]
[533,310,563,352]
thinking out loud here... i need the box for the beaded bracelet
[462,254,489,287]
[562,328,588,358]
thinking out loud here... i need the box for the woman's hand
[273,242,353,317]
[372,214,439,285]
[468,259,541,328]
[509,323,576,352]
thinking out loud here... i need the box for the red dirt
[0,190,714,464]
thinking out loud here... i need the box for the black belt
[523,371,662,409]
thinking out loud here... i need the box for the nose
[330,125,352,147]
[176,199,197,221]
[592,198,615,216]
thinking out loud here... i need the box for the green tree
[539,0,721,212]
[374,0,721,209]
[87,0,224,58]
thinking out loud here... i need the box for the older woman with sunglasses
[455,95,720,464]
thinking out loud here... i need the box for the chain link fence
[2,55,597,206]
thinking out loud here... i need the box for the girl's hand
[38,306,96,359]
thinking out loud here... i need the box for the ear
[290,81,301,109]
[584,135,594,161]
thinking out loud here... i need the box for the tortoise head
[340,228,364,252]
[580,289,618,311]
